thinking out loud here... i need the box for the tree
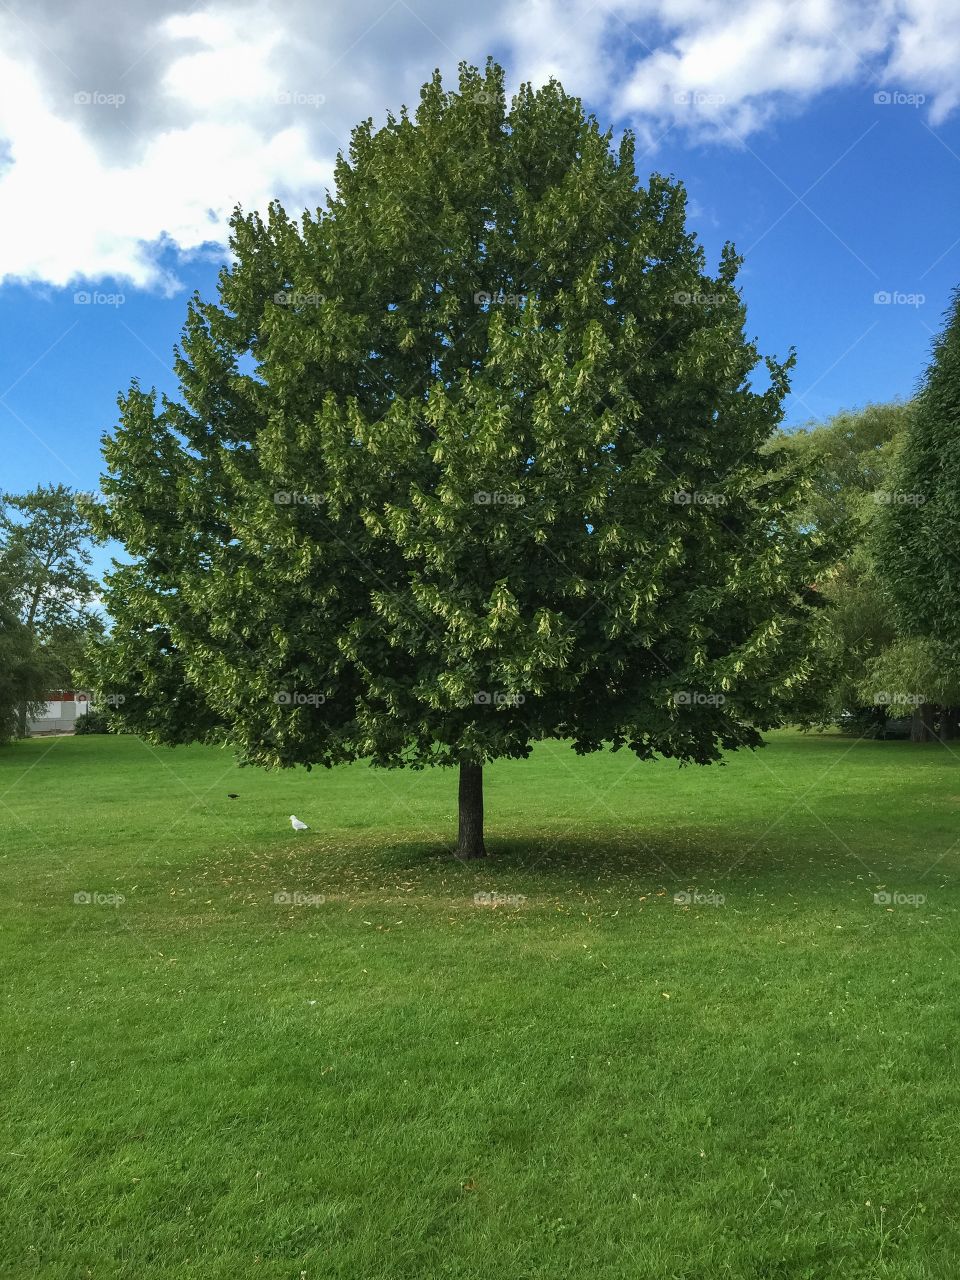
[0,551,47,743]
[775,401,911,538]
[92,60,821,857]
[0,607,47,743]
[1,484,102,736]
[772,402,913,730]
[859,636,960,742]
[41,616,106,689]
[876,291,960,655]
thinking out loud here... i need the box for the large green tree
[92,61,820,857]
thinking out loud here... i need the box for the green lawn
[2,729,960,1279]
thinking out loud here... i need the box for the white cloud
[161,11,286,113]
[0,0,955,290]
[887,0,960,124]
[616,0,891,142]
[0,40,332,290]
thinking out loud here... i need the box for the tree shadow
[379,826,802,890]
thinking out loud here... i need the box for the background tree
[1,484,102,736]
[773,401,917,733]
[92,60,822,857]
[859,636,960,742]
[876,290,960,655]
[0,548,48,743]
[41,616,106,689]
[775,401,908,536]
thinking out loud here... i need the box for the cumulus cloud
[616,0,892,141]
[886,0,960,124]
[0,0,955,290]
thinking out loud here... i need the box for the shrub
[74,709,114,735]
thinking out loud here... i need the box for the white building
[27,690,93,735]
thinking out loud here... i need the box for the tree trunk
[940,706,960,741]
[456,761,486,859]
[18,587,45,740]
[911,703,936,743]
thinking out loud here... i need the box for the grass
[2,728,960,1278]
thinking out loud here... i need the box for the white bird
[289,815,309,831]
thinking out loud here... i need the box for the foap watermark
[100,693,126,707]
[873,489,925,506]
[874,890,926,907]
[274,290,324,307]
[464,88,499,105]
[874,291,925,307]
[673,290,728,306]
[674,890,725,906]
[673,691,726,707]
[276,90,326,108]
[874,90,926,108]
[474,491,525,506]
[74,90,125,108]
[273,890,326,906]
[74,891,125,906]
[474,691,526,707]
[273,490,325,506]
[474,891,526,907]
[74,291,125,307]
[474,289,528,307]
[274,691,326,708]
[873,691,927,707]
[674,91,726,107]
[673,489,726,506]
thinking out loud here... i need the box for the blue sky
[2,0,959,529]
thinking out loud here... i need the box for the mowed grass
[2,730,960,1279]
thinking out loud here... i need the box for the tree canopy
[92,60,822,854]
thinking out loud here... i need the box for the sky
[1,0,960,532]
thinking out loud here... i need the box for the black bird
[227,793,239,799]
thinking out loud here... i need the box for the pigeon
[289,815,309,831]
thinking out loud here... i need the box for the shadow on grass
[370,826,831,890]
